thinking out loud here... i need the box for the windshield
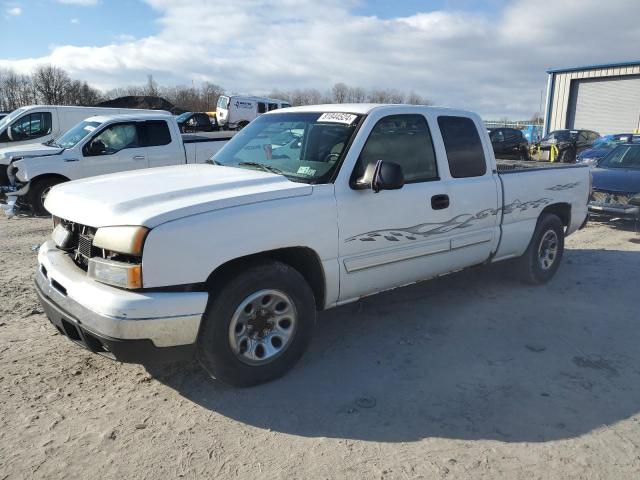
[592,134,633,149]
[0,107,28,132]
[53,120,101,148]
[217,96,229,109]
[542,130,576,142]
[176,112,192,122]
[212,111,362,183]
[598,145,640,169]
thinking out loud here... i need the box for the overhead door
[566,75,640,135]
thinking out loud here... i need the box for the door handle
[133,155,145,161]
[431,194,449,210]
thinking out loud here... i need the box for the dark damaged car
[534,129,599,163]
[577,133,640,166]
[588,144,640,220]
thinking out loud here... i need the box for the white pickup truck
[1,113,233,215]
[35,104,590,387]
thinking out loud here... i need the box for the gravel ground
[1,215,639,479]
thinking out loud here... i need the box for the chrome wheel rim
[538,230,559,270]
[40,186,52,207]
[228,289,297,365]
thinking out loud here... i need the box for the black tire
[559,148,575,163]
[29,177,64,216]
[196,261,316,387]
[237,121,249,131]
[515,213,564,285]
[519,148,530,161]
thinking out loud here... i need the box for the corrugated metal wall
[547,64,640,133]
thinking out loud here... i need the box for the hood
[0,143,63,165]
[44,164,313,228]
[591,166,640,193]
[578,148,609,160]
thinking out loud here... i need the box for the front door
[81,122,148,177]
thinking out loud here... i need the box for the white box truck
[216,95,290,130]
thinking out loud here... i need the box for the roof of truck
[272,103,477,117]
[86,112,173,123]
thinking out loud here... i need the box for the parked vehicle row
[1,113,234,215]
[35,103,590,387]
[0,105,169,150]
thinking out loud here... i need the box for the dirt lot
[1,216,639,479]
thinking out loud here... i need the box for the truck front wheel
[516,213,564,285]
[29,177,64,216]
[197,261,316,387]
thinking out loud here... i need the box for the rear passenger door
[140,120,181,167]
[436,115,499,263]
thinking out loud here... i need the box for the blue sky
[0,0,637,119]
[0,0,158,58]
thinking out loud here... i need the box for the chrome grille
[58,219,97,270]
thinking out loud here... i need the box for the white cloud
[6,6,22,16]
[70,18,80,24]
[57,0,98,5]
[1,0,639,118]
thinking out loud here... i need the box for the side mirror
[354,160,404,192]
[86,139,106,156]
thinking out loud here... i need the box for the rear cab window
[140,121,171,147]
[437,116,487,178]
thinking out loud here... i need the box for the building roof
[547,60,640,74]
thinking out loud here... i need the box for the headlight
[88,257,142,289]
[93,226,149,255]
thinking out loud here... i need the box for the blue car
[588,143,640,219]
[577,134,640,166]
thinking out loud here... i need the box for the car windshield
[176,112,192,122]
[592,135,632,149]
[0,107,28,131]
[598,145,640,169]
[212,111,362,184]
[53,120,102,148]
[542,130,576,142]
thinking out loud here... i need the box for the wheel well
[31,174,70,187]
[205,247,326,310]
[541,202,571,227]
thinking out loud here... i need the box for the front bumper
[36,240,208,363]
[588,202,640,220]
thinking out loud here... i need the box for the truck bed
[496,159,586,173]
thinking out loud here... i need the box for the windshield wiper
[44,139,59,147]
[238,162,284,175]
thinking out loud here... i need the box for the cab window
[257,102,267,114]
[353,114,438,184]
[438,116,487,178]
[85,123,139,156]
[7,112,52,141]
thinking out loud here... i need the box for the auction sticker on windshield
[317,113,358,124]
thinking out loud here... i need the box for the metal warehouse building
[544,60,640,135]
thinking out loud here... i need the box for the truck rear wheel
[237,121,249,130]
[196,261,316,387]
[516,213,564,285]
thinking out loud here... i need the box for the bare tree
[332,83,349,103]
[32,65,71,104]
